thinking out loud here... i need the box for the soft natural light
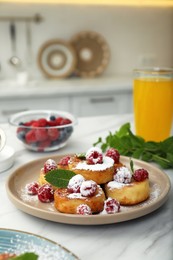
[0,0,173,7]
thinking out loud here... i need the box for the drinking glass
[133,68,173,142]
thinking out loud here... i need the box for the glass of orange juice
[133,68,173,142]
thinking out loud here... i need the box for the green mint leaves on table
[93,122,173,169]
[12,253,38,260]
[45,169,76,188]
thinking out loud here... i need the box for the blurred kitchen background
[0,1,173,122]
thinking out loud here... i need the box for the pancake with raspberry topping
[104,167,150,205]
[68,147,118,184]
[54,176,106,214]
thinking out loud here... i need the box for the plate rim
[0,228,80,259]
[6,155,171,225]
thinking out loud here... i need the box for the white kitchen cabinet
[0,97,70,123]
[0,77,133,122]
[71,92,133,117]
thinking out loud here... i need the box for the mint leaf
[12,253,38,260]
[45,169,76,188]
[115,122,130,138]
[93,122,173,169]
[76,153,86,159]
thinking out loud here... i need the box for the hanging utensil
[9,21,21,67]
[25,21,32,65]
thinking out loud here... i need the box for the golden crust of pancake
[68,156,123,185]
[104,178,150,206]
[54,186,105,214]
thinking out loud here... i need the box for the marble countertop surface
[0,114,172,260]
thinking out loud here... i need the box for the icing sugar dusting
[74,156,114,171]
[107,181,132,189]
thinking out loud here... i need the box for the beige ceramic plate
[6,155,171,225]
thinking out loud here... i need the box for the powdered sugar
[67,193,86,199]
[107,181,132,189]
[74,156,114,171]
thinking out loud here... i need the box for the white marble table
[0,114,172,260]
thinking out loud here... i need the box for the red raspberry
[114,166,132,184]
[47,120,57,127]
[104,198,120,214]
[86,149,103,165]
[37,118,48,127]
[105,148,120,164]
[133,168,149,182]
[35,128,48,141]
[44,159,57,173]
[59,156,71,166]
[37,184,54,203]
[80,180,97,197]
[24,120,36,126]
[25,182,39,195]
[31,121,40,127]
[25,129,37,143]
[47,128,60,141]
[38,139,51,151]
[60,118,72,125]
[67,174,85,193]
[76,204,92,215]
[55,117,64,125]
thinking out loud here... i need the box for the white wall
[0,3,173,80]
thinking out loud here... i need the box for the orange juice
[133,76,173,142]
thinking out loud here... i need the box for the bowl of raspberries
[9,110,77,152]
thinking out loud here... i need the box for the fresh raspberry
[37,184,54,203]
[133,168,149,182]
[25,129,37,143]
[60,118,72,125]
[38,139,51,151]
[35,128,48,141]
[24,120,36,126]
[104,198,120,214]
[80,180,97,197]
[44,159,57,173]
[114,166,132,184]
[47,128,60,141]
[86,147,103,164]
[37,118,48,127]
[31,121,40,127]
[47,120,57,127]
[67,174,85,193]
[59,156,71,166]
[105,148,120,164]
[25,181,39,195]
[55,117,64,125]
[76,204,92,215]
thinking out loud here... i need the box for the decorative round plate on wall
[37,39,77,79]
[70,31,110,77]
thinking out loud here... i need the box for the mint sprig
[45,169,76,188]
[93,122,173,169]
[11,253,38,260]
